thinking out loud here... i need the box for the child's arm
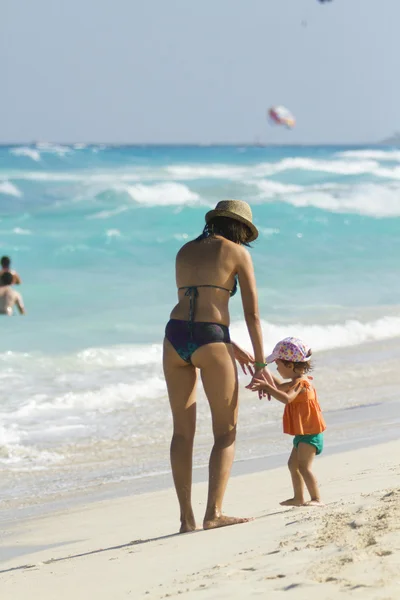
[272,376,293,392]
[249,379,303,405]
[264,369,293,392]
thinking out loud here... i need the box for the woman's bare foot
[303,500,325,507]
[279,498,304,507]
[203,515,252,530]
[179,519,197,533]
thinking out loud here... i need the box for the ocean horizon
[2,141,398,147]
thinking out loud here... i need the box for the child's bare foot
[280,498,304,507]
[303,500,325,507]
[203,515,252,530]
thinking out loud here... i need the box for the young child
[248,337,326,507]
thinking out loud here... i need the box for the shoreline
[1,440,399,599]
[1,336,400,527]
[1,400,398,528]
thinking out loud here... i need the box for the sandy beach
[2,1,400,598]
[1,440,399,599]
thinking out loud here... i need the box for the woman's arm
[236,247,264,366]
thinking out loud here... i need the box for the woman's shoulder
[176,239,200,258]
[219,236,249,256]
[178,235,243,253]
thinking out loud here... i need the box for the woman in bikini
[163,199,274,533]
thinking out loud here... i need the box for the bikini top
[178,276,238,323]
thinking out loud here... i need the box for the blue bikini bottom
[165,319,231,363]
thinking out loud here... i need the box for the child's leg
[280,446,305,506]
[297,442,323,506]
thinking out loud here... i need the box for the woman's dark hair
[197,216,252,246]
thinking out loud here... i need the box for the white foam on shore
[1,316,400,500]
[230,315,400,353]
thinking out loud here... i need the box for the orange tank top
[283,378,326,436]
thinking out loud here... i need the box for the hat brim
[265,352,311,364]
[205,209,258,242]
[265,352,278,364]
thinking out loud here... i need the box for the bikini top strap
[178,284,232,294]
[180,286,199,324]
[230,276,238,297]
[177,283,236,323]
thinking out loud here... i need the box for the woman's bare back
[170,236,242,325]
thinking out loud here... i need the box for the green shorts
[293,433,324,455]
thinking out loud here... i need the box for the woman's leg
[192,343,250,529]
[280,447,305,506]
[297,443,324,506]
[163,338,198,532]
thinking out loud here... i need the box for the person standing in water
[163,200,274,533]
[0,272,25,315]
[0,256,22,285]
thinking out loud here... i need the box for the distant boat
[253,137,266,147]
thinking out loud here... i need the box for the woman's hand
[232,342,255,376]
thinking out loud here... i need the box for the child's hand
[247,378,267,392]
[246,372,272,400]
[246,368,274,400]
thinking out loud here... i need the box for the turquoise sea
[1,143,400,516]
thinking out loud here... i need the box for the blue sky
[1,0,399,144]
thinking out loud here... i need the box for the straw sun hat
[205,200,258,242]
